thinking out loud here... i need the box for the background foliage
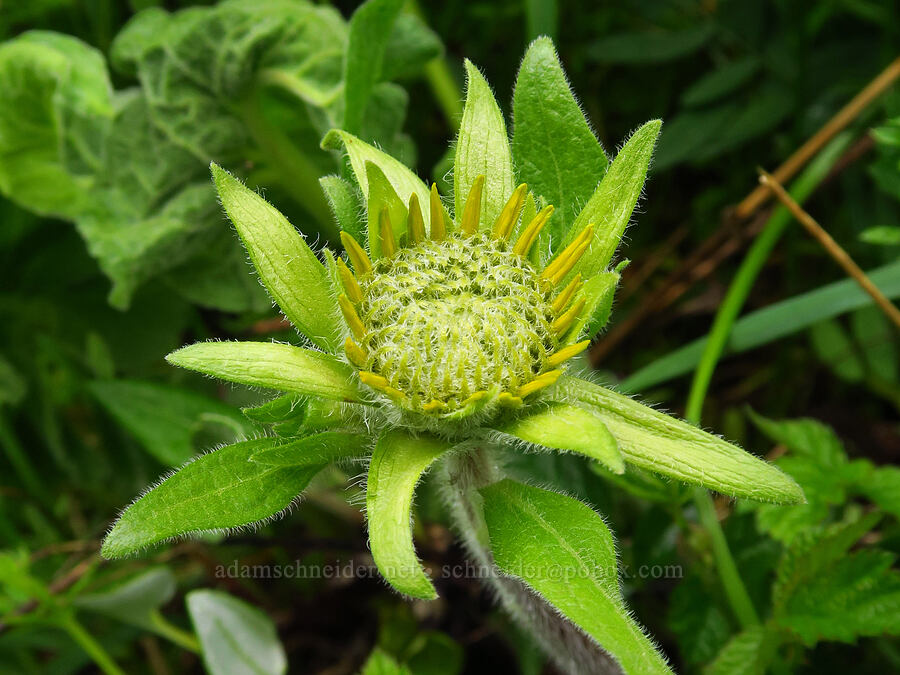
[1,0,899,673]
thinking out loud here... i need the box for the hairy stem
[438,447,623,675]
[684,132,855,629]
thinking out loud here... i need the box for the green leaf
[667,575,731,667]
[382,13,443,80]
[479,479,672,675]
[361,648,413,675]
[75,568,175,632]
[495,403,624,474]
[343,0,404,135]
[367,429,452,599]
[366,161,409,259]
[565,120,661,280]
[558,376,804,503]
[681,57,761,107]
[166,341,364,402]
[0,355,26,407]
[570,270,620,339]
[810,319,865,381]
[187,589,287,675]
[748,412,847,468]
[454,60,514,231]
[211,163,343,351]
[858,465,900,518]
[860,225,900,245]
[322,129,434,231]
[102,438,325,558]
[705,626,777,675]
[250,431,371,466]
[587,24,715,64]
[512,37,607,243]
[320,175,365,242]
[90,379,250,466]
[622,260,900,391]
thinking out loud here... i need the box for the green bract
[103,38,804,675]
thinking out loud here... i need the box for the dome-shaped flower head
[102,38,803,674]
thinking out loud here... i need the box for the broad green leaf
[366,161,409,259]
[250,431,371,466]
[382,13,443,81]
[666,575,731,667]
[361,648,413,675]
[565,120,661,280]
[405,631,464,675]
[705,626,776,675]
[858,465,900,518]
[480,479,672,675]
[75,568,175,632]
[320,175,365,242]
[343,0,404,135]
[454,60,514,230]
[166,341,364,402]
[681,57,761,107]
[367,429,452,599]
[622,260,900,391]
[322,129,433,231]
[102,438,325,558]
[558,376,804,503]
[513,37,607,242]
[90,379,250,466]
[587,24,714,64]
[212,164,342,350]
[495,403,624,474]
[187,589,287,675]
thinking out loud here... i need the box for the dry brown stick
[735,55,900,220]
[759,169,900,330]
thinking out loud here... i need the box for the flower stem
[148,610,201,653]
[683,132,854,629]
[59,615,126,675]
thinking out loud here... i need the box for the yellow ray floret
[512,205,554,257]
[340,232,372,276]
[429,183,446,241]
[518,370,562,397]
[460,175,486,236]
[541,224,594,283]
[379,207,397,258]
[547,340,591,367]
[552,296,586,337]
[408,193,426,244]
[492,183,528,241]
[344,337,367,368]
[359,371,406,400]
[338,294,367,339]
[551,273,583,314]
[336,258,363,303]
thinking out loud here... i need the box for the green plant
[101,38,804,674]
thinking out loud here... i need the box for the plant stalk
[60,615,126,675]
[683,132,855,629]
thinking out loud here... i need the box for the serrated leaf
[565,120,661,281]
[187,589,287,675]
[857,465,900,518]
[90,379,250,466]
[494,403,624,474]
[747,412,847,468]
[667,575,732,667]
[512,37,607,243]
[166,341,363,403]
[250,431,371,466]
[367,430,452,599]
[454,60,514,230]
[212,163,343,351]
[480,479,672,675]
[102,438,325,558]
[322,129,434,230]
[75,568,175,632]
[705,626,775,675]
[343,0,404,135]
[559,376,804,503]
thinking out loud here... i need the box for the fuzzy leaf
[320,175,365,242]
[250,431,371,466]
[513,37,607,244]
[558,376,804,503]
[570,271,620,340]
[367,430,452,599]
[102,438,324,558]
[454,60,514,230]
[565,120,661,281]
[212,164,342,350]
[366,161,409,259]
[187,589,287,675]
[343,0,404,135]
[167,341,363,402]
[480,479,672,675]
[495,403,624,474]
[322,129,433,230]
[90,379,250,466]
